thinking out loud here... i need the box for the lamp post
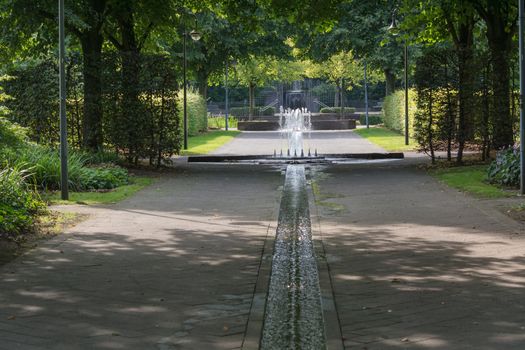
[519,0,525,195]
[182,23,201,150]
[224,59,237,131]
[364,59,369,129]
[58,0,68,200]
[388,11,409,145]
[225,59,229,131]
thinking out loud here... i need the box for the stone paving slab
[310,163,525,350]
[211,131,385,156]
[0,165,282,349]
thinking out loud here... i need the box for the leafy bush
[103,54,181,164]
[383,89,417,136]
[3,146,128,191]
[229,106,276,117]
[0,116,28,148]
[208,116,238,129]
[178,88,207,136]
[82,150,122,165]
[0,166,45,238]
[359,114,383,125]
[319,107,356,114]
[487,147,520,187]
[2,58,84,147]
[81,165,129,190]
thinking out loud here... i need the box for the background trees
[0,0,521,160]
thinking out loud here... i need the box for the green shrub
[487,147,520,187]
[81,165,129,190]
[81,150,122,165]
[382,89,417,136]
[4,146,128,191]
[0,166,45,238]
[178,88,207,136]
[229,106,276,117]
[359,114,383,125]
[0,116,28,148]
[319,107,356,114]
[208,116,238,129]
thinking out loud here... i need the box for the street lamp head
[189,30,201,41]
[388,12,399,35]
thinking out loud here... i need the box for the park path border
[307,168,345,350]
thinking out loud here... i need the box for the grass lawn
[181,130,241,155]
[44,176,154,205]
[354,127,416,152]
[431,165,514,198]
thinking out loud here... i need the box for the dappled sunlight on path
[312,164,525,349]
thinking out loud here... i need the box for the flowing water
[260,164,325,349]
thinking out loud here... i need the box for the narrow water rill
[261,165,325,349]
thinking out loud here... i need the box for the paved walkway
[310,163,525,349]
[211,131,385,155]
[0,165,281,349]
[1,156,524,349]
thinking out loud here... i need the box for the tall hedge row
[382,89,417,137]
[178,88,207,136]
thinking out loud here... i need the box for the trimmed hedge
[359,114,383,126]
[177,89,207,136]
[230,106,276,117]
[382,89,417,136]
[320,107,356,114]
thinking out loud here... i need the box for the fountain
[278,106,312,157]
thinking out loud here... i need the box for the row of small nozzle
[273,149,318,158]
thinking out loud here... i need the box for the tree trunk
[428,91,435,164]
[197,70,208,102]
[454,21,475,164]
[490,47,513,149]
[249,83,255,120]
[118,5,142,161]
[384,69,396,97]
[81,32,104,151]
[473,4,516,149]
[340,78,344,117]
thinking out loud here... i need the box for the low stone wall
[311,119,356,130]
[237,119,356,131]
[238,121,280,131]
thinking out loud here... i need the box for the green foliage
[208,116,239,129]
[0,116,28,148]
[44,177,154,205]
[359,114,383,126]
[104,54,182,164]
[382,89,417,136]
[487,147,520,188]
[2,145,128,192]
[2,57,84,147]
[229,106,276,117]
[294,1,401,85]
[177,88,207,137]
[413,46,458,161]
[0,166,45,238]
[82,150,122,165]
[319,107,356,114]
[80,165,129,190]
